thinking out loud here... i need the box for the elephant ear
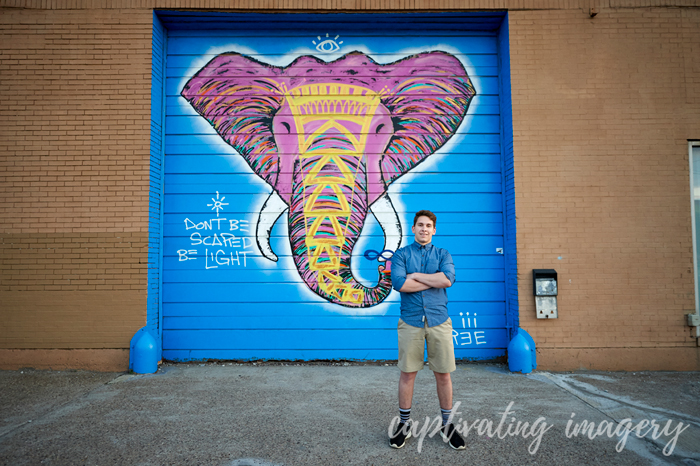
[379,52,476,186]
[181,53,284,188]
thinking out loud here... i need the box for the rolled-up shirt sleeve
[390,248,407,292]
[440,250,456,286]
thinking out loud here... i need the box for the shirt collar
[412,240,432,250]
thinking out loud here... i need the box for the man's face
[412,216,436,245]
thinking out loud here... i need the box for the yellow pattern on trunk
[284,83,386,304]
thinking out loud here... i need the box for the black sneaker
[441,423,466,450]
[389,421,412,449]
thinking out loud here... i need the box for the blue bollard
[518,328,537,370]
[130,328,159,374]
[508,332,533,374]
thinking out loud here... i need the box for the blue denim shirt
[391,241,456,328]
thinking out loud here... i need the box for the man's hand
[407,272,452,289]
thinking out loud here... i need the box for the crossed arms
[399,272,452,292]
[390,247,456,293]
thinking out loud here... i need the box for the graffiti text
[452,312,487,346]
[178,214,253,268]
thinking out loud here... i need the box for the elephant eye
[281,122,291,133]
[375,123,385,134]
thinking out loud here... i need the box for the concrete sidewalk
[1,362,699,466]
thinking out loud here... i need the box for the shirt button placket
[422,248,426,325]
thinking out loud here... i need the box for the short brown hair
[413,210,437,226]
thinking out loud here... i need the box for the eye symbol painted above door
[312,33,343,53]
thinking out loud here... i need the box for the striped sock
[399,407,411,424]
[441,407,452,426]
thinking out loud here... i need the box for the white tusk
[256,191,288,262]
[370,193,402,261]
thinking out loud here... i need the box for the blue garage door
[161,13,512,361]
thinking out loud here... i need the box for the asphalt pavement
[1,362,699,465]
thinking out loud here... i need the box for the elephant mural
[181,51,476,308]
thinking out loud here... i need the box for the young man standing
[388,210,465,450]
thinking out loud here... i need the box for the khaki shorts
[397,317,456,373]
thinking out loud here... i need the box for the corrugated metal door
[161,13,510,361]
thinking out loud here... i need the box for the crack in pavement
[537,372,700,465]
[0,372,124,442]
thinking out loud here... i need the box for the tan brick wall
[0,8,154,362]
[1,233,147,291]
[0,349,128,371]
[1,0,699,10]
[1,0,699,370]
[1,291,146,348]
[509,7,700,369]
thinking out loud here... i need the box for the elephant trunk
[288,152,392,308]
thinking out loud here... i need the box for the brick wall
[1,0,698,370]
[0,8,154,369]
[509,7,700,369]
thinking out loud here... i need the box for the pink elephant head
[182,51,476,308]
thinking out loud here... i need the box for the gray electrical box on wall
[533,269,558,319]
